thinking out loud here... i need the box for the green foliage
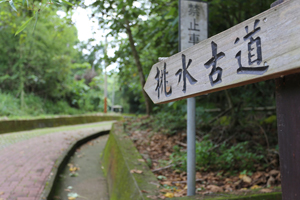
[0,91,83,117]
[262,115,277,125]
[171,136,264,173]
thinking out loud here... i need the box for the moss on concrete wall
[101,124,160,200]
[0,114,123,134]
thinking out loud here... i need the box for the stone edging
[41,129,110,200]
[0,114,122,134]
[101,124,161,200]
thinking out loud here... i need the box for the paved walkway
[0,121,114,200]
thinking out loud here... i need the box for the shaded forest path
[0,121,114,200]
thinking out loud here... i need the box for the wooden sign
[144,0,300,104]
[179,0,208,51]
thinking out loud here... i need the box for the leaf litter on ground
[121,117,282,198]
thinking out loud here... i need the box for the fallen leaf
[260,188,272,193]
[239,174,252,183]
[251,185,262,190]
[160,188,171,193]
[0,191,4,195]
[68,193,78,199]
[161,181,172,186]
[69,166,78,172]
[269,170,280,176]
[141,190,148,193]
[164,192,174,198]
[267,176,275,187]
[157,175,167,180]
[69,172,79,177]
[206,185,223,193]
[138,159,145,162]
[130,169,143,174]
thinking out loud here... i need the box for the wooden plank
[144,0,300,104]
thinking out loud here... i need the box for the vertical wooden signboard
[179,0,208,51]
[179,0,208,196]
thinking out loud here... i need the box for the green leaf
[15,16,34,36]
[61,0,74,6]
[0,1,7,4]
[9,0,17,12]
[52,0,61,4]
[33,11,39,33]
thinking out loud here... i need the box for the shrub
[170,135,264,173]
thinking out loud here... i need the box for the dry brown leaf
[269,170,280,176]
[161,181,172,186]
[130,169,143,174]
[267,176,275,187]
[141,190,148,193]
[252,171,264,180]
[239,174,252,183]
[160,188,171,193]
[206,185,223,193]
[260,188,273,193]
[138,159,145,162]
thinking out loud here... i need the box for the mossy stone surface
[101,124,160,200]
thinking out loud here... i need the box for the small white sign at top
[180,0,208,51]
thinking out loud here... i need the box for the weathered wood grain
[144,0,300,104]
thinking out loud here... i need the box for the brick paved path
[0,121,114,200]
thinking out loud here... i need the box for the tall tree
[90,0,152,114]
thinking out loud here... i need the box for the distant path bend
[0,121,114,200]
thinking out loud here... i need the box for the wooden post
[276,74,300,200]
[270,1,300,199]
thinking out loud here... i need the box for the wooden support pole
[276,74,300,200]
[271,1,300,199]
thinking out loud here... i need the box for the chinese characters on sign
[154,18,269,99]
[155,63,172,99]
[204,42,225,86]
[176,54,197,93]
[180,0,208,50]
[234,19,269,75]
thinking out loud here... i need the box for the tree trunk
[124,20,152,115]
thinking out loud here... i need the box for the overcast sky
[58,0,117,72]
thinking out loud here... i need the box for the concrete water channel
[50,134,110,200]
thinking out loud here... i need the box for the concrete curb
[0,114,122,134]
[41,129,110,200]
[101,124,160,200]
